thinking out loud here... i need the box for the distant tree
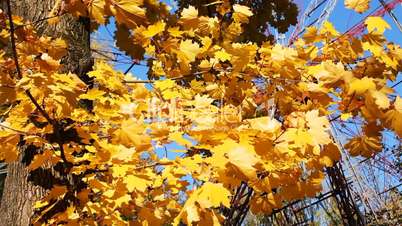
[176,0,298,43]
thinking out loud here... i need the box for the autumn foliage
[0,0,401,225]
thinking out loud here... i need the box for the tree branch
[5,0,54,125]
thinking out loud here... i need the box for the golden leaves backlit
[0,1,401,225]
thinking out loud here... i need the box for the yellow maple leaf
[111,145,136,161]
[124,174,150,192]
[270,44,297,62]
[320,21,340,36]
[142,21,166,38]
[173,182,229,226]
[28,149,59,170]
[46,185,68,201]
[154,79,183,99]
[284,128,314,149]
[79,89,105,100]
[348,77,376,95]
[0,86,16,104]
[167,26,183,38]
[193,94,214,107]
[181,5,198,19]
[115,0,145,16]
[394,95,402,111]
[112,0,146,27]
[345,135,382,157]
[154,78,176,91]
[250,192,282,214]
[47,38,67,59]
[214,50,232,62]
[365,16,390,34]
[34,200,49,209]
[370,90,390,109]
[0,131,19,162]
[88,0,106,24]
[383,96,402,137]
[179,6,199,29]
[247,117,281,134]
[179,39,201,63]
[345,0,371,13]
[341,113,352,121]
[303,27,321,44]
[113,119,152,151]
[197,182,231,208]
[319,143,341,167]
[36,53,60,72]
[308,61,347,84]
[233,4,253,23]
[306,110,331,145]
[174,201,200,226]
[213,139,259,179]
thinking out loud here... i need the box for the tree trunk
[0,0,92,224]
[0,153,48,225]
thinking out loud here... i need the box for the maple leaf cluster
[0,0,401,225]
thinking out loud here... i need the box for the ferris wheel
[288,0,338,44]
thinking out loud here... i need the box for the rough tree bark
[0,0,92,224]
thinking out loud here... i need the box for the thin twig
[391,80,402,88]
[123,79,154,83]
[124,61,138,74]
[123,69,307,84]
[14,13,65,29]
[24,90,54,124]
[6,1,22,80]
[123,75,195,84]
[0,123,28,134]
[58,142,70,166]
[134,162,171,170]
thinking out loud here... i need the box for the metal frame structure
[288,0,338,45]
[258,1,402,225]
